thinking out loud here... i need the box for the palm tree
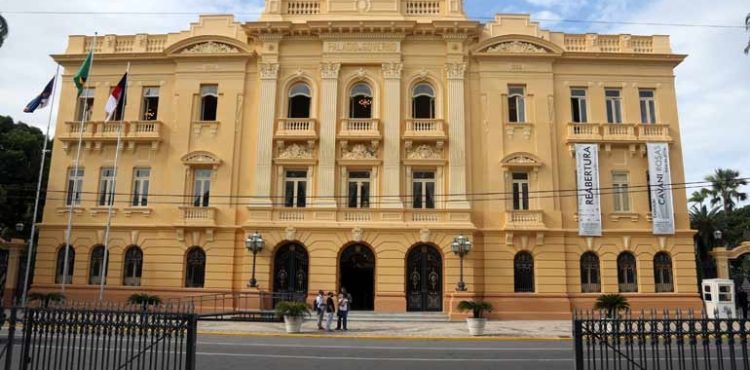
[705,169,747,213]
[689,189,710,208]
[594,294,630,318]
[746,13,750,55]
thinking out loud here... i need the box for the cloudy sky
[0,0,748,198]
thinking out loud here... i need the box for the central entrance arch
[339,244,375,311]
[406,244,443,312]
[273,243,309,305]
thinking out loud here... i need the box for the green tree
[705,169,747,214]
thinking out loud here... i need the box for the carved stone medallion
[182,41,240,54]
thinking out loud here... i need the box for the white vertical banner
[575,144,602,237]
[647,143,675,235]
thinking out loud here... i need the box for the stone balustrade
[179,206,216,226]
[504,210,545,230]
[567,123,672,143]
[249,207,472,225]
[403,119,447,140]
[59,121,162,151]
[275,118,318,139]
[339,118,381,139]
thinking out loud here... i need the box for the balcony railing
[275,119,317,139]
[638,124,672,141]
[567,123,672,143]
[562,34,665,54]
[339,118,381,138]
[504,210,545,230]
[403,119,446,139]
[179,206,216,225]
[285,0,321,15]
[404,0,441,15]
[251,207,471,225]
[59,121,163,150]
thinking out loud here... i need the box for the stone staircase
[312,311,450,323]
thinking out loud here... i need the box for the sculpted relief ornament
[278,142,314,159]
[182,41,240,54]
[484,41,549,54]
[341,142,378,160]
[259,63,280,80]
[406,143,444,160]
[445,63,467,79]
[320,62,341,79]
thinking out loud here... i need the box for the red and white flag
[104,72,128,122]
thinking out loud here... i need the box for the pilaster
[251,62,279,208]
[445,62,470,209]
[314,62,341,208]
[382,62,404,209]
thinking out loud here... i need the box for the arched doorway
[406,244,442,312]
[339,244,375,311]
[273,243,309,304]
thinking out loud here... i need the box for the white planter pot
[466,318,487,336]
[283,315,304,333]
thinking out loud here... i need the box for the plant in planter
[275,301,311,334]
[127,293,162,311]
[594,294,630,318]
[457,300,493,336]
[28,292,65,308]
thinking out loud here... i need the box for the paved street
[195,335,574,370]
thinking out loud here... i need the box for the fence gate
[0,303,197,370]
[574,310,750,370]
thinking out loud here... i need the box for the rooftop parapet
[260,0,467,21]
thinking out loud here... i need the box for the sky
[0,0,748,200]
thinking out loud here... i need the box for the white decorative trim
[482,41,549,54]
[181,41,240,54]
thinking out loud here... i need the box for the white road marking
[197,341,570,351]
[196,351,574,362]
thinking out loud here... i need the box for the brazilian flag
[73,50,93,96]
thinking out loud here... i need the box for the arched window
[123,246,144,286]
[617,252,638,293]
[88,245,108,285]
[580,252,600,293]
[185,247,206,288]
[349,83,373,119]
[412,83,435,119]
[514,251,534,293]
[199,84,218,121]
[287,83,311,118]
[654,252,674,293]
[55,245,75,284]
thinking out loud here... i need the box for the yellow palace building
[34,0,702,319]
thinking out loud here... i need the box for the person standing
[315,290,325,330]
[738,289,748,319]
[325,292,336,332]
[336,293,350,331]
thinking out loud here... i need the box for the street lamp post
[451,234,472,292]
[245,232,265,288]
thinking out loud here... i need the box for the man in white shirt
[315,290,325,330]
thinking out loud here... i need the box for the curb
[197,331,573,341]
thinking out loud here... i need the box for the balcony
[59,121,163,151]
[404,0,441,16]
[403,119,447,141]
[566,123,672,144]
[339,119,381,140]
[275,119,318,140]
[247,207,473,226]
[179,207,216,226]
[504,210,546,230]
[285,0,321,15]
[561,34,670,54]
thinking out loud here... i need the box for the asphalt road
[195,335,575,370]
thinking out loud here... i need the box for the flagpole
[20,66,60,307]
[62,32,97,293]
[98,63,129,301]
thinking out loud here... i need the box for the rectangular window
[507,86,526,123]
[570,88,588,123]
[639,89,657,124]
[199,84,218,121]
[605,89,623,123]
[512,172,530,210]
[66,168,84,206]
[412,171,436,209]
[141,87,159,121]
[192,169,212,207]
[612,172,630,212]
[284,170,308,208]
[131,168,151,207]
[75,88,95,122]
[347,171,371,209]
[98,168,116,206]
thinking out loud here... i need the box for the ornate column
[251,62,279,208]
[382,62,403,209]
[314,62,341,208]
[446,62,470,209]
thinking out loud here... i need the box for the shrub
[275,301,311,318]
[127,293,162,310]
[594,294,630,318]
[457,300,493,319]
[28,292,65,308]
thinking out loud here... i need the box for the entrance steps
[323,311,450,323]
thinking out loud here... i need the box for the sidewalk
[198,320,573,339]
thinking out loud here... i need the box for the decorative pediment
[181,41,239,54]
[181,151,222,167]
[472,35,564,56]
[164,35,251,56]
[501,152,543,168]
[481,41,550,54]
[406,142,445,160]
[278,142,314,160]
[341,141,378,160]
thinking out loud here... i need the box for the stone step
[310,311,451,322]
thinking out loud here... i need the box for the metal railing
[162,292,307,322]
[573,310,750,370]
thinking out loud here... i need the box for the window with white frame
[284,170,308,208]
[512,172,530,211]
[141,87,159,121]
[66,168,84,206]
[347,171,371,209]
[75,88,95,122]
[605,89,623,123]
[612,172,631,212]
[192,169,212,207]
[98,167,116,206]
[199,84,218,121]
[412,171,435,209]
[639,89,657,124]
[412,83,436,119]
[507,86,526,123]
[349,83,373,119]
[570,88,588,123]
[288,83,312,118]
[131,168,150,207]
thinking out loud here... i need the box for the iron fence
[573,310,750,370]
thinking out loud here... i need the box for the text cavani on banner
[575,144,602,237]
[647,143,675,235]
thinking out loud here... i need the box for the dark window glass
[514,252,534,293]
[617,252,638,293]
[88,245,108,285]
[654,252,673,293]
[288,84,311,118]
[349,83,373,119]
[185,247,206,288]
[123,246,143,286]
[412,84,435,119]
[580,252,601,293]
[55,245,75,284]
